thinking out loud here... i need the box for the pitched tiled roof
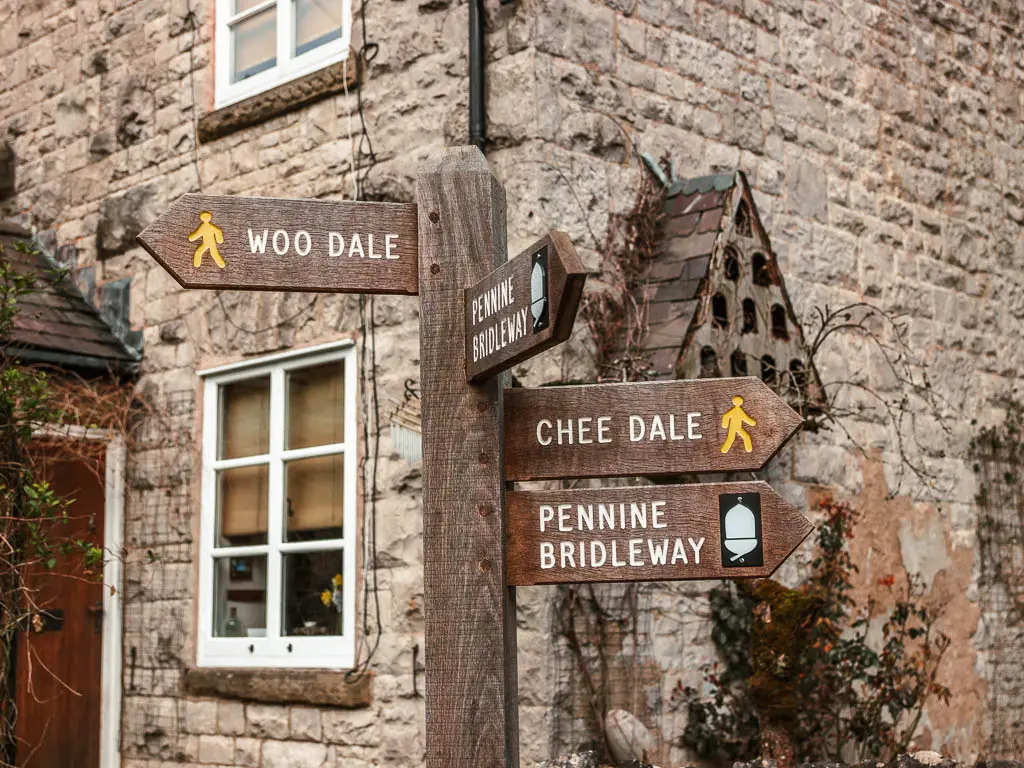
[638,172,738,379]
[1,221,140,373]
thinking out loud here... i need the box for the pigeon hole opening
[752,253,772,286]
[735,200,753,238]
[760,355,777,387]
[700,346,721,378]
[771,304,789,340]
[712,293,729,330]
[789,358,808,399]
[724,248,740,281]
[741,298,757,334]
[730,349,748,377]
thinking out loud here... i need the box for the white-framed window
[197,341,358,669]
[214,0,352,109]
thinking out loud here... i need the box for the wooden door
[14,457,105,768]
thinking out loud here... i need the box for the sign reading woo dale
[140,148,810,768]
[137,193,419,294]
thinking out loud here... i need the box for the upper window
[197,342,358,669]
[215,0,352,108]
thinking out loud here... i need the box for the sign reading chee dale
[503,377,803,481]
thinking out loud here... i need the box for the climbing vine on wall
[580,159,666,383]
[969,403,1024,755]
[971,403,1024,623]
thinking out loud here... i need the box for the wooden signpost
[141,146,811,768]
[465,231,586,382]
[137,193,419,294]
[506,481,813,586]
[504,377,803,481]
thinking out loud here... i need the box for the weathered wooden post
[416,147,520,768]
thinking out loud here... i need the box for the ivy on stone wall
[971,404,1024,624]
[969,405,1024,755]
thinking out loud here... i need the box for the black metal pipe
[468,0,486,154]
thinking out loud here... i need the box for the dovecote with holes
[638,171,823,410]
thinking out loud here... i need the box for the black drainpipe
[468,0,486,153]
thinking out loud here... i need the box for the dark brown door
[14,457,105,768]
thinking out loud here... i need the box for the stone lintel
[197,56,360,144]
[182,666,372,708]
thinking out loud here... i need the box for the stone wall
[2,0,1024,764]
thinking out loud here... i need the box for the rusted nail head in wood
[478,451,489,465]
[477,503,492,517]
[428,211,440,224]
[430,263,440,274]
[478,559,492,573]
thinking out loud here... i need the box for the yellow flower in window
[332,573,343,588]
[320,589,332,607]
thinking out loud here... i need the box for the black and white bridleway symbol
[719,492,763,567]
[530,248,550,333]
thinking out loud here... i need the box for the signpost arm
[416,147,519,768]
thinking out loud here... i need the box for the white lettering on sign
[471,277,515,324]
[534,499,706,571]
[244,229,403,259]
[534,414,704,447]
[468,274,536,365]
[471,307,529,363]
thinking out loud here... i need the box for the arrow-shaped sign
[504,376,802,481]
[506,481,813,586]
[137,194,419,294]
[465,231,586,382]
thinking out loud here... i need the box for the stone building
[1,0,1023,765]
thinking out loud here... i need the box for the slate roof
[1,220,140,373]
[639,172,739,379]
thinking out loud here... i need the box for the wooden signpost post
[141,146,810,768]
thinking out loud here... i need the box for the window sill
[182,666,372,708]
[198,56,360,144]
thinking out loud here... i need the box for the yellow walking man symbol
[188,211,225,269]
[721,395,756,454]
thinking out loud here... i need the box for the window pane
[213,555,267,637]
[218,465,269,546]
[232,7,277,83]
[284,455,343,542]
[294,0,344,57]
[282,550,344,637]
[287,360,344,450]
[219,376,270,459]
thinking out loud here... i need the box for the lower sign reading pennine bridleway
[137,193,419,294]
[504,377,803,480]
[505,482,813,585]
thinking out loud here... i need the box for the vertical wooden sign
[416,147,519,768]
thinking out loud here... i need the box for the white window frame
[214,0,353,109]
[197,340,358,669]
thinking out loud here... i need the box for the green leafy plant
[679,497,951,763]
